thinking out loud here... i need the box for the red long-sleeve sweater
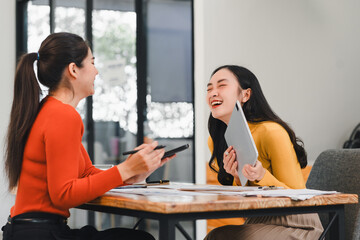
[11,96,123,218]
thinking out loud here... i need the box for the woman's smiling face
[207,68,250,124]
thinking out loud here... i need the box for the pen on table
[146,180,170,185]
[122,145,166,155]
[115,184,147,189]
[258,185,277,190]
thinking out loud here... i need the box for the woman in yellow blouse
[204,65,323,240]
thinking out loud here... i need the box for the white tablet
[224,100,258,186]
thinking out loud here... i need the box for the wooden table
[77,187,358,240]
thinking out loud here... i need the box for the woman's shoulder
[41,96,82,123]
[250,121,288,138]
[250,121,293,155]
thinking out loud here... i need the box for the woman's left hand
[242,160,266,182]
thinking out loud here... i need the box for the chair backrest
[306,149,360,240]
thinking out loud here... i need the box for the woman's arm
[46,108,123,209]
[253,125,305,189]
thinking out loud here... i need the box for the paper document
[176,184,261,192]
[108,187,218,203]
[109,183,338,201]
[233,189,338,201]
[109,187,218,197]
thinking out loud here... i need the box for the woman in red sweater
[2,32,173,240]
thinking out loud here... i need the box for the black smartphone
[162,144,190,159]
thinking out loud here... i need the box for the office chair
[306,149,360,240]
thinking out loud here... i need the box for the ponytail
[5,53,41,190]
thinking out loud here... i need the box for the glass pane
[55,1,86,39]
[146,0,194,182]
[27,0,51,98]
[92,8,137,166]
[27,1,50,52]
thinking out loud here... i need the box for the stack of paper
[228,189,338,201]
[109,183,338,201]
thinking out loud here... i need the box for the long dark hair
[5,32,89,190]
[208,65,307,185]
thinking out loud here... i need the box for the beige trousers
[204,214,323,240]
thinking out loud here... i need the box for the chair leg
[133,218,144,230]
[176,223,193,240]
[318,212,338,240]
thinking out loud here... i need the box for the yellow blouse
[208,121,305,189]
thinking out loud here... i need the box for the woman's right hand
[117,141,165,183]
[223,146,241,185]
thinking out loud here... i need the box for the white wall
[195,0,360,168]
[0,0,16,225]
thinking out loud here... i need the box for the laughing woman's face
[206,68,250,124]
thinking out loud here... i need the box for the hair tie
[37,52,40,61]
